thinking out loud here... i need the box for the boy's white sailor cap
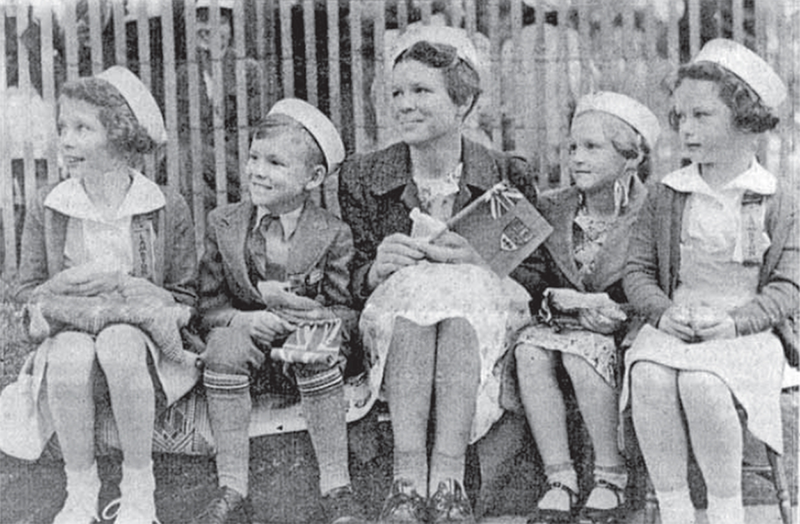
[268,98,345,172]
[693,38,787,109]
[390,25,479,71]
[96,66,167,144]
[575,91,661,149]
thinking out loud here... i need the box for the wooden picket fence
[1,0,797,276]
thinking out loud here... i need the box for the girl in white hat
[14,66,198,524]
[623,39,797,524]
[505,91,659,524]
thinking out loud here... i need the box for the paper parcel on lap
[445,181,552,277]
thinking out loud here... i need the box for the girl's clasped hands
[658,304,737,342]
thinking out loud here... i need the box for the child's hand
[274,307,337,325]
[120,276,174,304]
[420,231,487,268]
[368,233,426,289]
[658,306,695,342]
[258,281,319,310]
[579,306,626,335]
[232,310,294,346]
[693,311,736,341]
[43,266,122,297]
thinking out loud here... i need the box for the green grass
[0,276,34,390]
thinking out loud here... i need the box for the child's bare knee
[631,361,675,398]
[47,331,95,378]
[514,343,552,362]
[677,371,728,400]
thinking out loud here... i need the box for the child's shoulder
[302,200,350,233]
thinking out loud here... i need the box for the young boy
[191,98,364,524]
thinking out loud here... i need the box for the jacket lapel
[215,202,263,303]
[286,204,336,276]
[454,139,499,212]
[539,188,584,290]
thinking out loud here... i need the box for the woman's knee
[46,331,96,381]
[95,324,149,372]
[630,361,676,400]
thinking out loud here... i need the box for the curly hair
[394,40,482,117]
[59,77,157,156]
[669,61,779,133]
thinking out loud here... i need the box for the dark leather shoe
[378,479,427,523]
[319,485,368,524]
[428,479,475,524]
[190,486,251,524]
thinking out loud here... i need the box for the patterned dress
[359,164,531,442]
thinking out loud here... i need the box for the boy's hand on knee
[232,310,294,345]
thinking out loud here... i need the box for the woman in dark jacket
[339,26,541,524]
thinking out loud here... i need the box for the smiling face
[245,128,324,213]
[568,112,629,194]
[391,59,468,146]
[671,79,744,165]
[58,96,121,179]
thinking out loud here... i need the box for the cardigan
[623,175,799,359]
[338,138,542,306]
[527,176,647,308]
[16,180,197,306]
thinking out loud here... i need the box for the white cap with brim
[574,91,661,149]
[693,38,787,109]
[96,66,167,145]
[390,25,480,71]
[267,98,345,173]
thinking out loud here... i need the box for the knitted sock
[656,488,695,524]
[297,366,351,495]
[113,462,157,524]
[585,464,628,510]
[54,464,101,524]
[706,493,744,524]
[538,464,577,512]
[204,370,251,498]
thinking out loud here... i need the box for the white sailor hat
[693,38,787,109]
[96,66,167,144]
[574,91,661,149]
[390,25,480,71]
[267,98,345,173]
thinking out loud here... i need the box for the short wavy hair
[571,111,653,182]
[59,77,157,156]
[394,40,482,117]
[250,113,326,171]
[669,61,779,133]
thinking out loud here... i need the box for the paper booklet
[412,181,553,277]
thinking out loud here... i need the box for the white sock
[656,488,695,524]
[706,493,744,524]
